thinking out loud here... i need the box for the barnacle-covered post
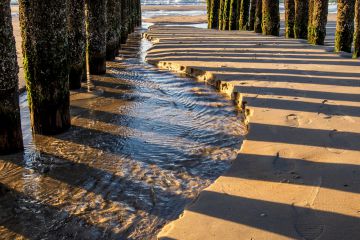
[207,0,212,28]
[107,0,121,60]
[86,0,107,74]
[239,0,250,30]
[219,0,225,29]
[335,0,355,53]
[128,0,135,34]
[209,0,220,29]
[254,0,262,33]
[136,0,142,26]
[308,0,328,45]
[0,0,23,154]
[285,0,295,38]
[294,0,308,39]
[121,0,128,43]
[229,0,239,30]
[262,0,280,36]
[222,0,231,30]
[68,0,87,89]
[308,0,314,35]
[249,0,257,30]
[19,0,70,134]
[354,0,360,58]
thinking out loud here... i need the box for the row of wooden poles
[207,0,360,57]
[0,0,142,155]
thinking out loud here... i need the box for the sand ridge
[144,26,360,239]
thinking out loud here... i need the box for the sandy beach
[11,4,339,92]
[144,25,360,239]
[7,2,360,239]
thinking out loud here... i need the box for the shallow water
[0,27,245,239]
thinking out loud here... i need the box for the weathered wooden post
[128,0,135,34]
[0,0,24,154]
[68,0,87,89]
[136,0,142,26]
[294,0,308,39]
[229,0,239,30]
[249,0,257,30]
[285,0,295,38]
[354,0,360,57]
[308,0,314,33]
[254,0,262,33]
[222,0,231,30]
[107,0,121,60]
[335,0,355,53]
[209,0,220,29]
[86,0,107,75]
[239,0,250,30]
[219,0,225,29]
[121,0,128,44]
[19,0,70,135]
[308,0,328,45]
[262,0,280,36]
[207,0,212,28]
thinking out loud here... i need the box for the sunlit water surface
[0,26,245,239]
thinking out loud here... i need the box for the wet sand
[144,26,360,239]
[3,5,246,240]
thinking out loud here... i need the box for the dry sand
[144,26,360,239]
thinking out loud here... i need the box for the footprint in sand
[318,100,344,118]
[292,178,324,240]
[272,151,296,175]
[293,205,325,240]
[286,114,300,127]
[326,129,357,153]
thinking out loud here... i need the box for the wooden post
[219,0,225,30]
[86,0,107,75]
[229,0,239,30]
[354,0,360,57]
[0,0,23,154]
[107,0,121,60]
[222,0,231,30]
[308,0,314,35]
[137,0,142,26]
[262,0,280,36]
[209,0,220,29]
[239,0,251,30]
[335,0,355,53]
[308,0,328,45]
[254,0,262,33]
[294,0,309,39]
[285,0,295,38]
[19,0,70,135]
[249,0,257,30]
[207,0,212,28]
[120,0,128,44]
[128,0,134,34]
[68,0,87,89]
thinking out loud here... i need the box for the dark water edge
[0,25,245,239]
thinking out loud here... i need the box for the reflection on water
[0,28,245,239]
